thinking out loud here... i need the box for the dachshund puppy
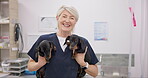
[36,40,56,63]
[64,35,86,57]
[35,40,56,78]
[64,35,91,78]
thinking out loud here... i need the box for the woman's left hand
[74,46,88,67]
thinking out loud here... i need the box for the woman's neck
[57,31,71,38]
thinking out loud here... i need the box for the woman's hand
[74,46,98,77]
[74,46,88,67]
[28,56,46,71]
[37,56,47,67]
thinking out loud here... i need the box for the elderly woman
[27,5,99,78]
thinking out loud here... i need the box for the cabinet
[0,0,18,61]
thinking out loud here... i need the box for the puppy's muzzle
[69,42,77,50]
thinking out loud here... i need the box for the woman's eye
[71,17,75,20]
[63,15,66,18]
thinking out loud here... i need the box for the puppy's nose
[69,46,74,50]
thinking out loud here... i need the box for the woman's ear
[56,16,59,20]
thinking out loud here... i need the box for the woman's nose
[65,18,70,22]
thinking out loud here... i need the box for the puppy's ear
[35,46,40,60]
[63,36,70,45]
[79,38,86,51]
[35,52,38,61]
[50,42,56,52]
[39,47,45,57]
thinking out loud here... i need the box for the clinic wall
[18,0,131,54]
[130,0,148,77]
[17,0,147,77]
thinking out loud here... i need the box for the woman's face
[57,10,77,33]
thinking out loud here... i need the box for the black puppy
[35,40,56,78]
[36,40,56,63]
[64,35,91,78]
[64,35,86,57]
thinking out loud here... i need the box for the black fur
[35,40,56,78]
[64,35,91,78]
[64,35,86,53]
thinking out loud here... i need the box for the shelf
[8,70,24,73]
[8,65,27,69]
[7,58,29,63]
[0,0,18,62]
[2,58,29,76]
[0,23,9,25]
[0,48,9,50]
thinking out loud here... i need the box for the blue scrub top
[28,33,99,78]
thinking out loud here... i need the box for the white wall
[18,0,131,54]
[130,0,148,77]
[18,0,148,77]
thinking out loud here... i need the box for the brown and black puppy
[35,40,56,78]
[64,35,86,57]
[64,35,91,78]
[36,40,56,63]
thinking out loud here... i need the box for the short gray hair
[57,5,79,22]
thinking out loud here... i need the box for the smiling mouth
[63,24,70,27]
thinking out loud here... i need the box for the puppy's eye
[67,40,70,42]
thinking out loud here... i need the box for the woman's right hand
[37,56,47,67]
[28,56,46,71]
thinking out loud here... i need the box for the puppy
[64,35,91,78]
[36,40,56,63]
[64,35,86,57]
[35,40,56,78]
